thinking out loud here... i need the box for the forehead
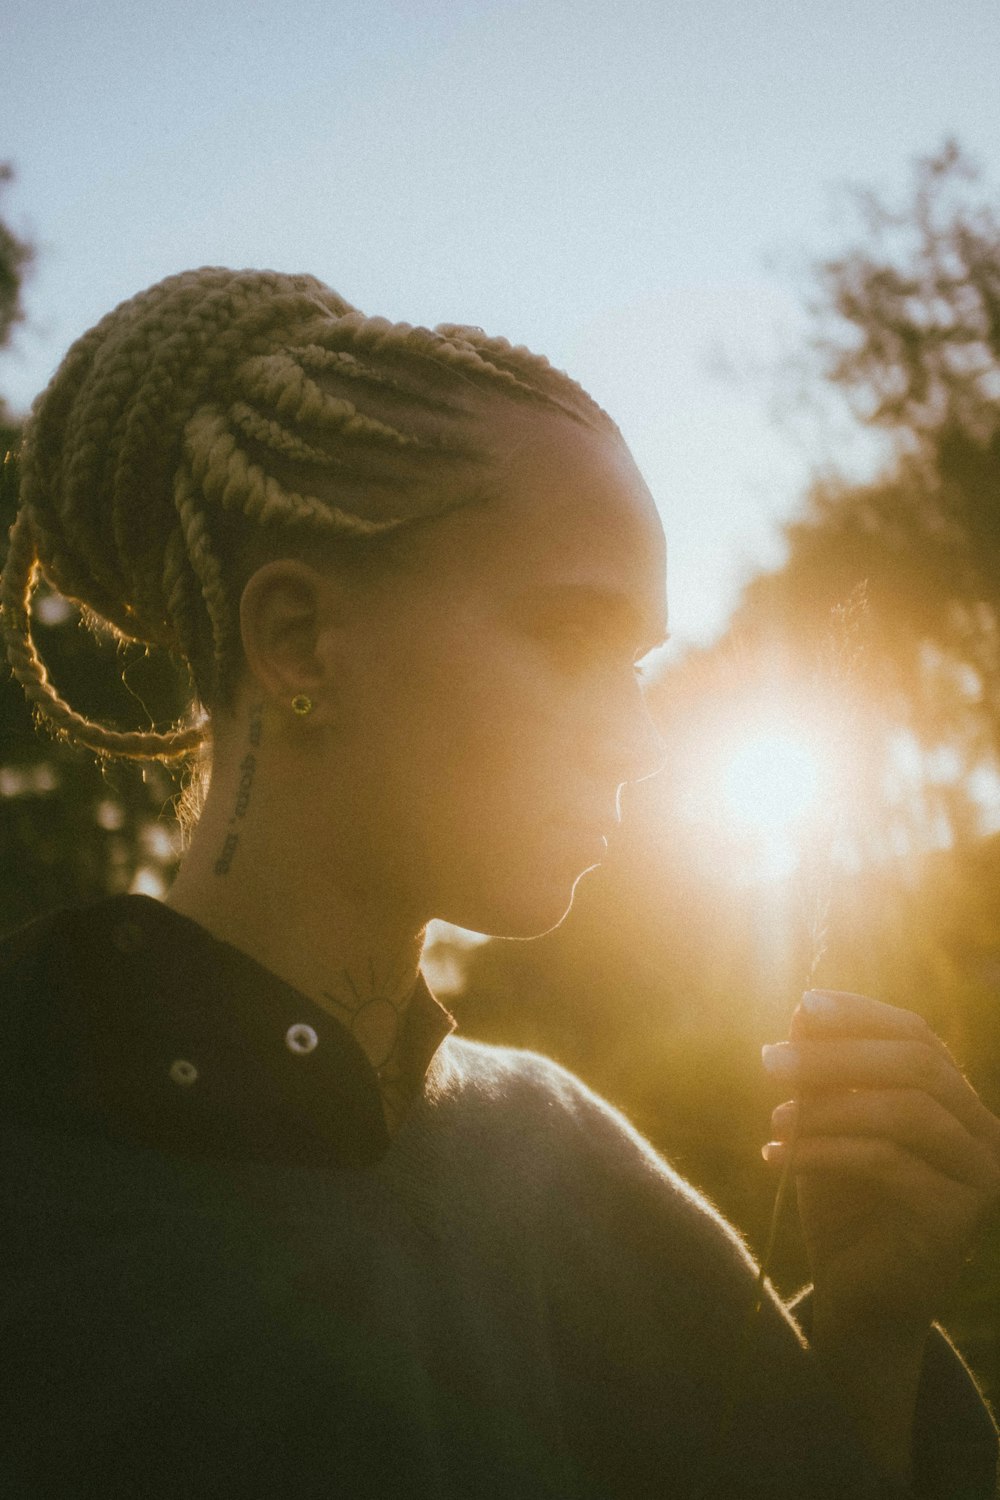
[424,411,668,642]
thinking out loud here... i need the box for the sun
[713,729,826,881]
[721,732,822,833]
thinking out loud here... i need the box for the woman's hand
[762,989,1000,1337]
[762,990,1000,1483]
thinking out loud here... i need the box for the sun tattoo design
[322,957,418,1129]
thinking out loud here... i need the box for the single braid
[2,266,617,763]
[433,322,618,432]
[295,344,468,414]
[234,353,434,449]
[229,402,345,468]
[162,525,203,670]
[172,466,237,688]
[0,510,203,759]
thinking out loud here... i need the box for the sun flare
[721,732,822,834]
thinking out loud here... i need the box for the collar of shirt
[0,894,456,1171]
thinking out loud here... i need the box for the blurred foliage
[0,163,33,385]
[0,164,187,933]
[3,144,1000,1403]
[740,140,1000,794]
[0,164,30,452]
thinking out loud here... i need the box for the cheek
[404,658,569,837]
[450,655,570,776]
[349,615,604,840]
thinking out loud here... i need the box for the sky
[4,0,1000,646]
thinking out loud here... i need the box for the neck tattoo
[214,701,265,877]
[321,956,414,1077]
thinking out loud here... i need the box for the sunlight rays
[714,726,827,882]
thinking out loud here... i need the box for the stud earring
[291,694,314,716]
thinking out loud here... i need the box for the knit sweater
[0,896,996,1498]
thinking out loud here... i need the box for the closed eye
[632,646,664,686]
[510,584,668,676]
[546,625,607,671]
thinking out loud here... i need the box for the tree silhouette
[727,141,1000,846]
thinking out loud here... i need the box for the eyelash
[548,626,651,686]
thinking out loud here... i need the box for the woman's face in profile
[324,410,669,938]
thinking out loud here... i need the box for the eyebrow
[513,582,669,652]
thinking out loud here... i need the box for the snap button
[111,920,145,954]
[285,1023,318,1055]
[168,1058,198,1087]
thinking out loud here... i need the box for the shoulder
[429,1033,591,1103]
[0,905,76,1119]
[431,1032,676,1160]
[0,899,127,1017]
[0,904,71,1011]
[428,1033,639,1139]
[419,1035,789,1380]
[0,897,140,1106]
[0,896,128,973]
[0,904,64,971]
[427,1033,752,1258]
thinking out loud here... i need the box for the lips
[549,807,617,841]
[549,818,611,859]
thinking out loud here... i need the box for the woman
[1,267,997,1497]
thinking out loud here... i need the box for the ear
[238,560,344,707]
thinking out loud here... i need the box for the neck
[165,762,427,1084]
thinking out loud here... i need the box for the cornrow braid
[2,266,616,762]
[234,353,440,450]
[433,322,617,431]
[295,344,469,414]
[229,402,346,469]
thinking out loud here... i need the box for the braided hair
[1,267,616,762]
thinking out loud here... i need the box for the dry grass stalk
[715,583,869,1454]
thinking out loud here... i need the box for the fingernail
[770,1100,797,1134]
[801,990,839,1017]
[761,1043,799,1076]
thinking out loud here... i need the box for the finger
[769,1090,1000,1191]
[760,1135,998,1222]
[758,1137,933,1218]
[779,994,1000,1159]
[790,990,956,1065]
[761,1037,994,1144]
